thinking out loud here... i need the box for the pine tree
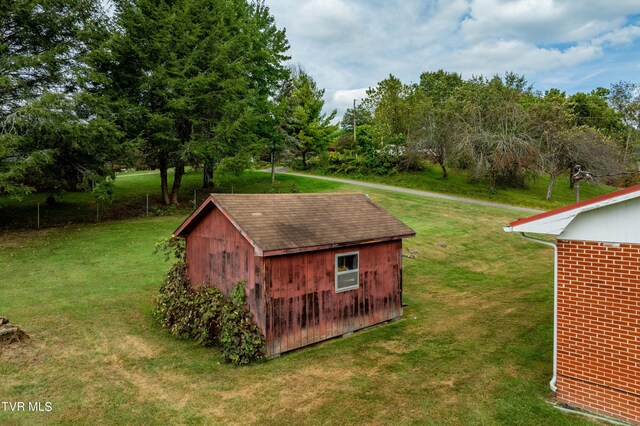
[91,0,289,204]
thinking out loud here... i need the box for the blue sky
[265,0,640,119]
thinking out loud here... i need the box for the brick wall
[557,239,640,424]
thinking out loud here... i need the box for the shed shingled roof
[174,193,415,255]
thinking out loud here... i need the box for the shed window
[335,252,359,292]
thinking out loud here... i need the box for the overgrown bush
[321,150,397,176]
[155,261,198,337]
[218,283,265,365]
[154,238,265,364]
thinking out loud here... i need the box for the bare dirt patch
[372,339,409,355]
[205,364,356,422]
[0,229,57,249]
[102,353,193,409]
[119,335,158,359]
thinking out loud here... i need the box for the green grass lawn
[1,163,617,231]
[0,170,341,230]
[312,162,614,210]
[0,173,593,425]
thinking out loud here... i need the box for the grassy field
[1,163,616,231]
[0,170,339,230]
[314,162,614,210]
[0,172,594,425]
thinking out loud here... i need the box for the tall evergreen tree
[280,66,336,169]
[0,0,112,196]
[91,0,289,204]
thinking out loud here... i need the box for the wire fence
[0,189,211,231]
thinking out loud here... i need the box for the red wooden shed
[174,193,415,356]
[504,185,640,425]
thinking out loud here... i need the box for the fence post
[37,203,40,229]
[146,193,149,216]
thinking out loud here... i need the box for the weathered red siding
[556,239,640,425]
[183,206,406,357]
[263,241,403,356]
[185,208,266,331]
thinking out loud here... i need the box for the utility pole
[353,98,358,159]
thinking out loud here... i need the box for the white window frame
[335,251,359,292]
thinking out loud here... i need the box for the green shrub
[153,236,186,262]
[155,261,197,337]
[219,282,266,365]
[321,150,398,176]
[189,286,225,346]
[155,260,265,364]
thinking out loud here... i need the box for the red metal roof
[508,184,640,228]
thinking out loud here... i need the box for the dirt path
[265,170,542,214]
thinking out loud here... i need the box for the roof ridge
[175,192,415,255]
[210,192,365,196]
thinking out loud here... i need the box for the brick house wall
[556,239,640,424]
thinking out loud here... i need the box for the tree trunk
[622,129,630,164]
[546,173,555,201]
[569,168,575,189]
[438,158,448,179]
[302,151,307,169]
[202,161,214,188]
[170,162,184,205]
[202,165,209,188]
[159,155,171,205]
[271,151,275,184]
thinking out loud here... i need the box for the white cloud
[332,88,370,111]
[265,0,640,118]
[446,41,603,76]
[461,0,621,44]
[593,25,640,46]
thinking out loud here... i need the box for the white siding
[559,197,640,243]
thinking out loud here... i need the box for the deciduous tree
[609,81,640,165]
[528,90,574,199]
[416,70,465,178]
[457,74,535,187]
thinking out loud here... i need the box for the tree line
[323,72,640,200]
[2,0,296,204]
[2,1,639,204]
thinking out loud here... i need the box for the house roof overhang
[503,184,640,235]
